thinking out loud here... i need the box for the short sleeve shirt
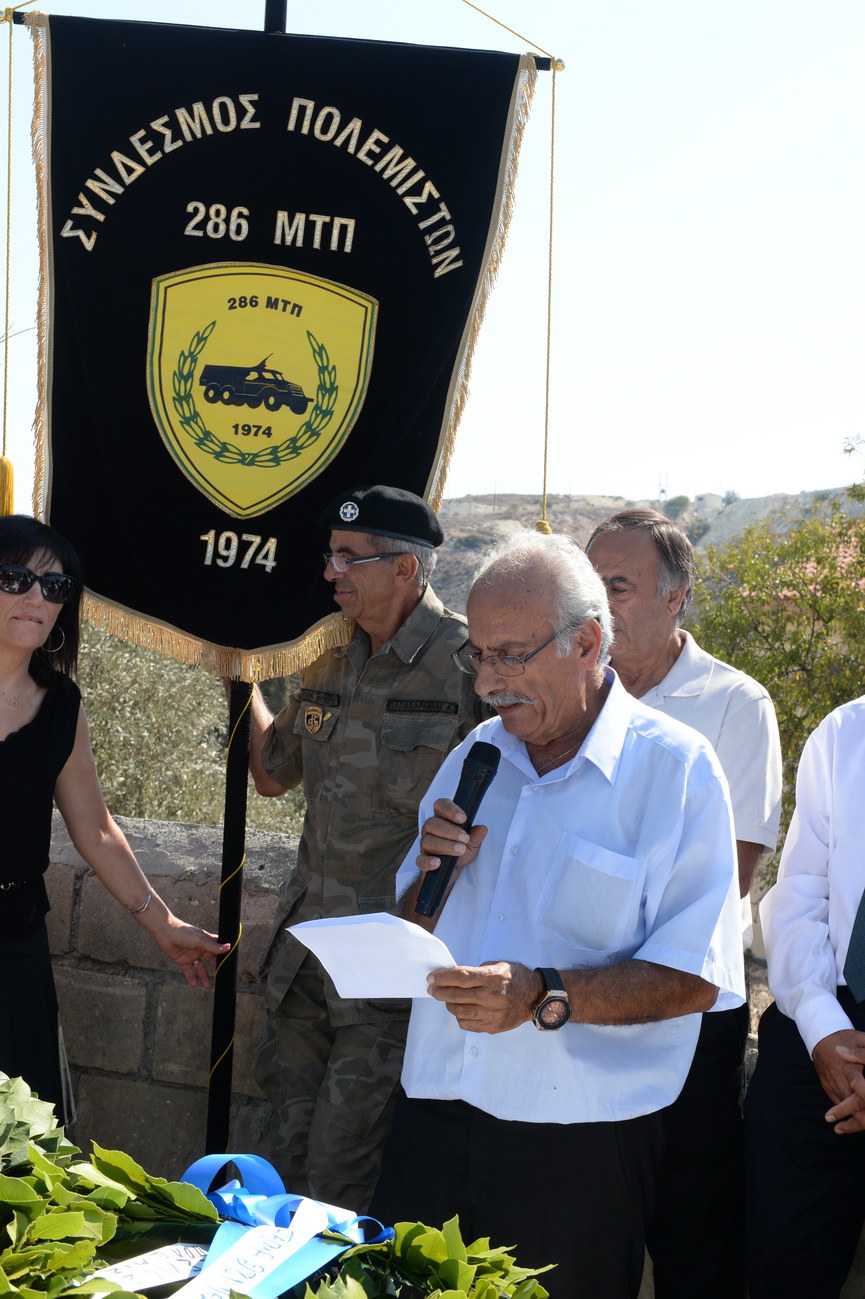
[398,671,745,1124]
[639,631,782,851]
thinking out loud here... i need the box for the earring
[44,626,66,654]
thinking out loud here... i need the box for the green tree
[78,625,305,834]
[687,506,865,880]
[664,494,690,520]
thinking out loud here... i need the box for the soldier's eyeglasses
[322,552,407,574]
[452,630,568,677]
[0,564,78,604]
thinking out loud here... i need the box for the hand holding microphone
[415,741,500,918]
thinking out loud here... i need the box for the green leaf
[28,1210,89,1241]
[68,1165,132,1198]
[0,1176,43,1206]
[440,1217,467,1263]
[88,1148,151,1196]
[438,1258,475,1292]
[82,1186,128,1213]
[89,1146,216,1221]
[403,1226,449,1270]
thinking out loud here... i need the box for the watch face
[537,996,570,1028]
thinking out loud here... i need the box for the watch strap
[536,966,565,995]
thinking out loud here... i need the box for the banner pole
[264,2,287,34]
[203,0,287,1161]
[205,678,252,1153]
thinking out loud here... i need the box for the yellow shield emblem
[304,705,324,735]
[147,264,377,518]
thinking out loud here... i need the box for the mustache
[480,690,536,708]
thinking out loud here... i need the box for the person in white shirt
[586,508,782,1299]
[746,696,865,1299]
[369,530,745,1299]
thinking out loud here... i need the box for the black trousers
[369,1091,664,1299]
[646,1003,749,1299]
[745,994,865,1299]
[0,922,66,1121]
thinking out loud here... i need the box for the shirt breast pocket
[292,706,339,795]
[373,713,459,815]
[532,833,641,954]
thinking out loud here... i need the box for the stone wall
[46,812,294,1179]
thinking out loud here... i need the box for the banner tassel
[0,454,13,515]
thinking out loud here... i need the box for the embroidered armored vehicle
[200,359,313,414]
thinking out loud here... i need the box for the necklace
[0,690,20,708]
[532,738,582,776]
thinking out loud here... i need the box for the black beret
[319,484,444,548]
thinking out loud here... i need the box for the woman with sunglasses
[0,514,227,1123]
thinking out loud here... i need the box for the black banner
[30,14,534,676]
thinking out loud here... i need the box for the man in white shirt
[746,697,865,1299]
[369,531,745,1299]
[586,508,782,1299]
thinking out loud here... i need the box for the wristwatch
[532,967,571,1031]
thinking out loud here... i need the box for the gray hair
[586,508,694,624]
[471,530,612,665]
[370,532,437,589]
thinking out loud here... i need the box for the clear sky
[2,0,863,511]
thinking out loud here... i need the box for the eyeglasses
[322,551,408,574]
[452,630,568,677]
[0,563,78,604]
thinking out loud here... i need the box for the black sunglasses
[0,563,78,604]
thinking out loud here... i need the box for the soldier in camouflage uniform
[248,485,482,1213]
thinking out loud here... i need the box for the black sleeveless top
[0,672,80,934]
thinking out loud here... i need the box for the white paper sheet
[87,1243,207,1292]
[288,913,455,998]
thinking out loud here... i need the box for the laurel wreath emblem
[171,322,338,466]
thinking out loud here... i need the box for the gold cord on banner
[205,919,238,1091]
[458,0,561,64]
[225,692,253,770]
[536,61,558,537]
[456,1,562,535]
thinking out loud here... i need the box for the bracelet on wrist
[127,889,153,915]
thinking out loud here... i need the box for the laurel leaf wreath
[171,324,338,467]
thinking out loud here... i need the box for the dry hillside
[433,487,864,614]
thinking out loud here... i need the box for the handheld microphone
[415,740,500,918]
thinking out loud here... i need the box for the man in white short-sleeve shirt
[370,530,745,1299]
[587,509,781,1299]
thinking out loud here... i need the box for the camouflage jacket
[261,584,482,1012]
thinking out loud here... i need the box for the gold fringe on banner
[26,10,48,516]
[427,52,537,511]
[82,591,355,682]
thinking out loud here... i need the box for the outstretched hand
[146,913,229,989]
